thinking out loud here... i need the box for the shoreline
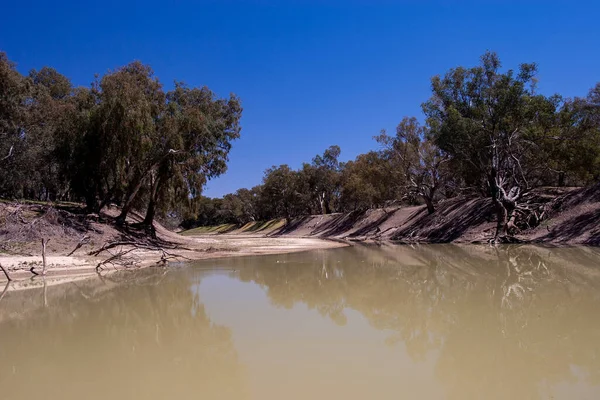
[0,235,348,288]
[2,233,600,292]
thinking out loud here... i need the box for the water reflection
[1,244,600,400]
[227,244,600,399]
[0,270,248,400]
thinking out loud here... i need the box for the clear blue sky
[2,0,599,197]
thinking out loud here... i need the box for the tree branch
[1,145,14,161]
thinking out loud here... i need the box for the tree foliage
[2,51,599,238]
[0,53,242,229]
[186,52,600,238]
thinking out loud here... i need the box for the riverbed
[1,244,599,399]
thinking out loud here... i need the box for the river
[1,244,600,399]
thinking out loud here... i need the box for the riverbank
[187,184,600,246]
[1,183,599,285]
[0,202,346,285]
[0,236,346,281]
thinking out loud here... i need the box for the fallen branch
[0,263,12,281]
[96,248,139,272]
[67,235,90,256]
[89,241,155,256]
[155,249,192,266]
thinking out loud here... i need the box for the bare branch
[66,235,90,256]
[1,145,14,161]
[96,248,139,272]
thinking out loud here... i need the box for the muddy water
[1,245,600,400]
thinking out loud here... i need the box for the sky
[1,0,599,197]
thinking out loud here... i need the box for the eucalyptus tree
[301,145,342,214]
[376,117,447,214]
[339,151,398,211]
[0,54,75,200]
[89,62,166,221]
[71,62,242,226]
[260,165,307,223]
[26,67,74,200]
[423,52,560,240]
[139,83,242,228]
[542,83,600,185]
[0,52,29,198]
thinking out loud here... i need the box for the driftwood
[156,249,191,266]
[90,241,158,256]
[0,263,12,281]
[96,248,139,272]
[66,235,90,256]
[41,238,48,276]
[90,239,191,269]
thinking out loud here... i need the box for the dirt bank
[1,183,598,284]
[0,202,345,284]
[187,184,600,246]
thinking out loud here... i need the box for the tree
[376,117,447,214]
[220,188,259,225]
[0,52,30,198]
[91,62,166,221]
[339,151,399,211]
[301,145,342,214]
[27,67,74,200]
[260,165,307,223]
[137,83,242,230]
[539,83,600,186]
[0,54,75,200]
[423,52,559,240]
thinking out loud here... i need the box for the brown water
[1,244,600,400]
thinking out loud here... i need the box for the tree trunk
[317,192,326,215]
[493,197,507,241]
[489,171,520,242]
[143,176,162,228]
[143,199,157,227]
[424,196,435,214]
[116,150,177,225]
[116,173,147,225]
[85,194,99,214]
[41,239,48,276]
[489,170,506,242]
[324,195,332,214]
[558,171,565,187]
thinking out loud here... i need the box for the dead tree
[96,248,139,272]
[91,239,191,270]
[31,238,50,276]
[41,238,49,276]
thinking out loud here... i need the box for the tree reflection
[235,244,600,399]
[0,269,248,400]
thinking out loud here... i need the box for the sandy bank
[0,235,346,285]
